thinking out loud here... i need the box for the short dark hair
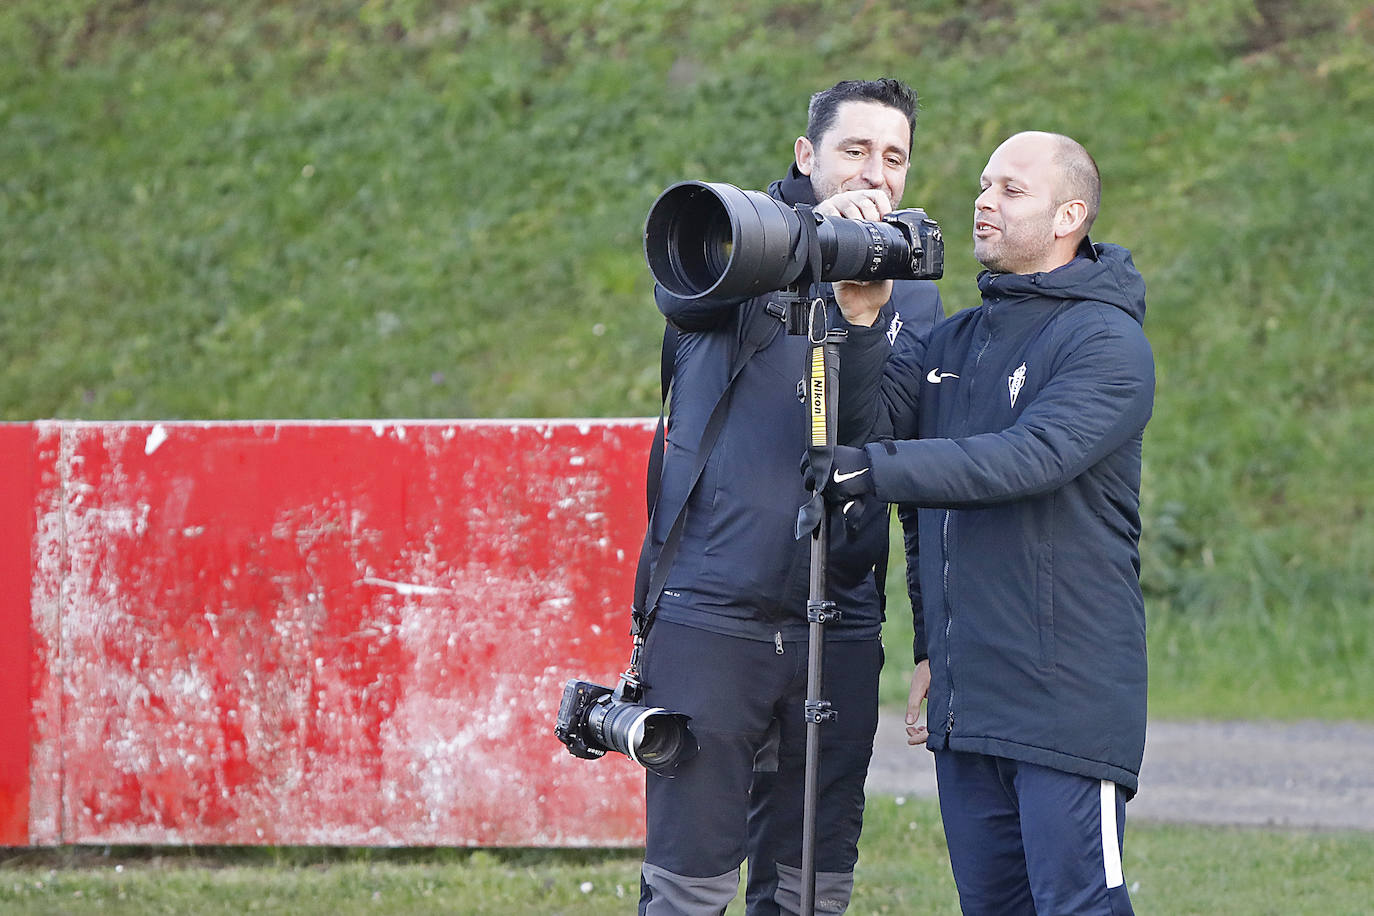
[1049,134,1101,239]
[806,78,918,148]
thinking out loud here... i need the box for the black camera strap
[630,300,783,654]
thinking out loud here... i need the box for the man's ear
[795,136,815,176]
[1054,199,1088,240]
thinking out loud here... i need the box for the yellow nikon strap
[795,297,836,539]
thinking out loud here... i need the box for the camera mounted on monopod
[637,177,944,914]
[554,178,944,785]
[643,180,944,328]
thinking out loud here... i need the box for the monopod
[794,295,847,916]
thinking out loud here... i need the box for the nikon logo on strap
[809,349,827,445]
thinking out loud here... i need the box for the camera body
[554,678,619,761]
[872,207,944,283]
[644,180,944,301]
[554,676,697,774]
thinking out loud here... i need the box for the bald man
[823,131,1154,915]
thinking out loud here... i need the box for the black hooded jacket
[648,165,943,643]
[850,241,1154,792]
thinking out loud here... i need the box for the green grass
[2,0,1372,721]
[4,799,1372,914]
[877,515,1374,718]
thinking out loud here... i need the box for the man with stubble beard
[636,79,944,914]
[822,131,1154,915]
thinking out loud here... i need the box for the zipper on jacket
[964,303,996,435]
[942,509,956,739]
[974,317,995,368]
[774,631,784,655]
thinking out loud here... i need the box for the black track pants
[637,620,881,915]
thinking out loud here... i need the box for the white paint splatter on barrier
[144,424,169,455]
[360,577,454,597]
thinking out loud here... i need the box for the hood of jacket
[977,239,1147,327]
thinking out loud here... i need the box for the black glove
[798,445,875,539]
[814,444,875,504]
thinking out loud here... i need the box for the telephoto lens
[586,695,695,773]
[644,182,796,300]
[554,678,698,775]
[644,180,943,300]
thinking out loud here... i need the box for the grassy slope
[1,0,1371,718]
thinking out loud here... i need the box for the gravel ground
[864,711,1374,831]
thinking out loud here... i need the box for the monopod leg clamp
[804,601,840,727]
[807,598,842,625]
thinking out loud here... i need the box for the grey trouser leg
[640,863,740,915]
[773,863,856,915]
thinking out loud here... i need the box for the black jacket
[649,165,943,643]
[851,241,1154,793]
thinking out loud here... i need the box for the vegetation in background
[2,0,1371,719]
[4,798,1373,913]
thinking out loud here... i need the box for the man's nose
[861,155,885,186]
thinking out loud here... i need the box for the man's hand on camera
[815,188,892,221]
[816,189,894,327]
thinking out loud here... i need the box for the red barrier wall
[0,424,36,846]
[0,419,656,847]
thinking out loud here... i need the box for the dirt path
[864,712,1374,831]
